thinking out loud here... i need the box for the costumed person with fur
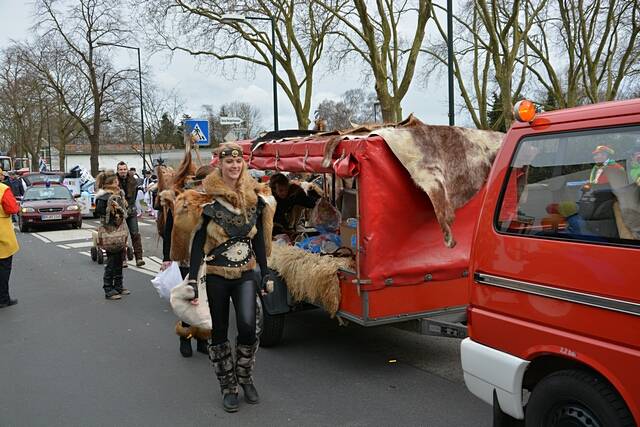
[158,156,214,357]
[187,142,275,413]
[269,172,322,235]
[95,170,130,300]
[116,161,145,267]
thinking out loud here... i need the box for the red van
[462,99,640,426]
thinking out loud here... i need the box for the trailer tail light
[514,99,536,123]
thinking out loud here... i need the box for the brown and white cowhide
[373,117,503,248]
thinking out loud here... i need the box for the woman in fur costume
[94,170,130,300]
[187,142,275,413]
[158,158,214,357]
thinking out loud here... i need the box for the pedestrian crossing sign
[185,119,210,146]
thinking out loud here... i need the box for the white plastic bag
[150,261,182,300]
[169,263,212,329]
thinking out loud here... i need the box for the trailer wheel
[525,369,634,427]
[90,246,97,262]
[258,297,285,347]
[96,249,104,265]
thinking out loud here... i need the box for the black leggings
[206,271,257,346]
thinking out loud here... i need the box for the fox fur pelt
[170,189,214,263]
[267,243,354,317]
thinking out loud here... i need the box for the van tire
[258,297,285,347]
[525,369,634,427]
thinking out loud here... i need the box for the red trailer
[225,129,495,345]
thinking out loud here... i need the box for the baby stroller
[90,229,134,264]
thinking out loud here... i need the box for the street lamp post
[96,42,148,170]
[221,13,279,131]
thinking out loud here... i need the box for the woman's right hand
[160,261,172,271]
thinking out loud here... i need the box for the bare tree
[424,0,547,129]
[315,88,377,130]
[26,0,133,176]
[527,0,640,108]
[317,0,431,122]
[142,83,184,153]
[137,0,344,130]
[0,48,48,170]
[204,101,264,144]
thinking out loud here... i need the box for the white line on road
[57,244,70,249]
[66,241,94,248]
[31,233,51,243]
[145,257,161,267]
[127,264,156,277]
[79,251,91,257]
[34,228,93,242]
[149,255,163,264]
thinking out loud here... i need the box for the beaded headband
[219,148,242,159]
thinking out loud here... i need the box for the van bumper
[461,338,529,419]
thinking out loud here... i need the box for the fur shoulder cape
[169,168,276,271]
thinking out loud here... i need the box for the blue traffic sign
[184,118,210,146]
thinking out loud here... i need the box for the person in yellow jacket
[0,179,20,308]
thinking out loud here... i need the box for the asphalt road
[0,216,492,427]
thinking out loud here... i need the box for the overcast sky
[0,1,453,131]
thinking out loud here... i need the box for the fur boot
[131,233,145,266]
[209,341,239,412]
[235,340,260,404]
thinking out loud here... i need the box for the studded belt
[204,237,253,268]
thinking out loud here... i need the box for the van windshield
[496,126,640,247]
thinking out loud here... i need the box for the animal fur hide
[267,243,354,317]
[170,189,214,263]
[321,114,503,248]
[373,118,503,247]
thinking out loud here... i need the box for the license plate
[42,214,62,220]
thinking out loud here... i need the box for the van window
[496,126,640,246]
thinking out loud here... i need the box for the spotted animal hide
[373,119,503,247]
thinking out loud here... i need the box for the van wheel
[96,249,104,265]
[258,297,285,347]
[90,246,97,262]
[525,369,634,427]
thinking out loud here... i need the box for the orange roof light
[514,99,536,123]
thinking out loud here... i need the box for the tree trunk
[89,133,99,176]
